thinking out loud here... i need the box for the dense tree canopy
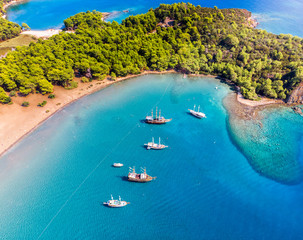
[0,3,303,103]
[0,1,22,39]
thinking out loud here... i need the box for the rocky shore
[3,0,26,11]
[286,82,303,104]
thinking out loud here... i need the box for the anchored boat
[145,137,168,150]
[103,195,129,207]
[113,163,123,167]
[145,107,172,124]
[188,105,206,119]
[128,167,156,183]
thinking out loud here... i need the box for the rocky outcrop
[292,106,303,116]
[157,17,175,28]
[287,82,303,104]
[239,9,258,28]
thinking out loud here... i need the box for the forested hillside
[0,0,21,42]
[0,3,303,103]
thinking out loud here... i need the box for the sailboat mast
[151,109,153,118]
[194,105,196,111]
[198,105,200,112]
[159,137,161,145]
[152,137,154,144]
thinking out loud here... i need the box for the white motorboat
[113,163,123,167]
[103,195,129,208]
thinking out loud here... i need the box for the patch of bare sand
[21,29,62,38]
[237,92,284,107]
[0,70,176,157]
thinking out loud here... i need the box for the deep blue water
[0,74,303,239]
[6,0,303,37]
[2,1,303,239]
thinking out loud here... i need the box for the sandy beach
[0,70,287,157]
[0,70,177,157]
[3,0,26,10]
[21,29,62,38]
[236,91,284,107]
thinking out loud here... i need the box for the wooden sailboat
[128,167,156,183]
[145,107,172,124]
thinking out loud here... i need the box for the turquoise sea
[1,74,303,239]
[6,0,303,37]
[1,1,303,239]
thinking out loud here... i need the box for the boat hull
[146,146,167,150]
[103,201,129,207]
[190,113,203,119]
[188,110,206,119]
[113,163,123,167]
[145,118,172,124]
[127,177,153,183]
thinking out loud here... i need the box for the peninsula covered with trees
[0,0,22,41]
[0,3,303,103]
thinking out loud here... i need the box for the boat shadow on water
[118,176,129,182]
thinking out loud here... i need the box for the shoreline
[0,4,296,158]
[3,0,26,11]
[21,29,62,38]
[17,10,125,39]
[0,70,288,158]
[0,70,176,158]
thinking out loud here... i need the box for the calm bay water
[0,74,303,239]
[2,0,303,239]
[6,0,303,37]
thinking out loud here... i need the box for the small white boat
[103,195,129,208]
[113,163,123,167]
[144,137,168,150]
[188,105,206,119]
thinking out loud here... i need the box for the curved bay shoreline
[1,1,301,183]
[0,70,289,158]
[0,70,177,157]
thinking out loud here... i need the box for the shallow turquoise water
[0,74,303,239]
[6,0,303,37]
[227,104,303,185]
[2,0,303,239]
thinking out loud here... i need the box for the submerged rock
[224,93,303,185]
